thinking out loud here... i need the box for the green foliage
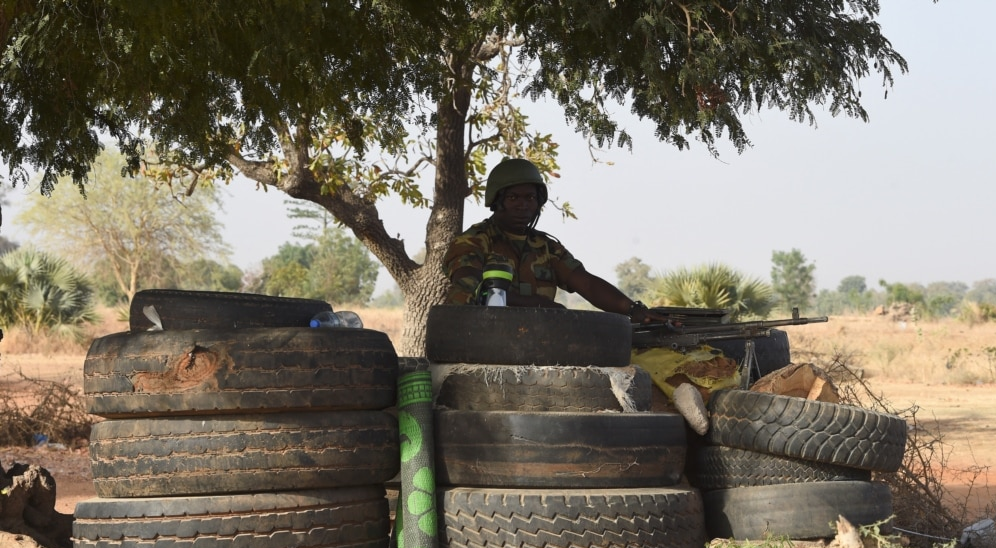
[1,1,910,354]
[179,259,244,292]
[0,1,908,189]
[249,227,379,306]
[614,257,654,301]
[647,263,774,321]
[0,247,98,339]
[770,249,816,314]
[813,275,879,315]
[982,304,996,321]
[966,278,996,305]
[309,229,379,306]
[838,275,867,295]
[814,285,882,316]
[15,148,231,302]
[921,281,967,318]
[286,199,337,242]
[959,302,996,325]
[878,279,925,307]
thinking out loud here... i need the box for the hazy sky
[3,0,993,296]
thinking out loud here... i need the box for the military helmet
[484,158,548,208]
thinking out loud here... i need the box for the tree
[15,149,229,303]
[615,257,654,301]
[0,2,909,355]
[0,247,98,339]
[180,259,244,293]
[770,249,816,313]
[838,275,867,295]
[247,228,379,306]
[647,263,774,321]
[309,228,380,306]
[966,279,996,305]
[836,274,875,313]
[878,279,926,308]
[922,281,967,318]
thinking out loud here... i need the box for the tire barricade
[73,297,911,546]
[688,388,908,540]
[424,305,708,548]
[75,291,400,548]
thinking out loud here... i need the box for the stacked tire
[425,305,708,548]
[687,389,908,541]
[74,291,401,548]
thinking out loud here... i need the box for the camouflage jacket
[442,218,583,304]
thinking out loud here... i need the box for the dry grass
[348,307,405,346]
[783,314,996,385]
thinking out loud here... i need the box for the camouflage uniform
[443,219,583,304]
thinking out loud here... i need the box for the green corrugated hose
[395,370,438,548]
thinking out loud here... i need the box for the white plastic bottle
[309,311,341,328]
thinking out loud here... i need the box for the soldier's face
[493,183,540,234]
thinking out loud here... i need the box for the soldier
[443,158,711,432]
[442,158,666,324]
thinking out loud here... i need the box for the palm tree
[0,248,98,340]
[647,263,774,321]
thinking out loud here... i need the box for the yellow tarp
[630,345,740,402]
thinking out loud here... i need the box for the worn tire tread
[89,412,399,498]
[73,487,389,548]
[439,486,706,548]
[705,390,907,472]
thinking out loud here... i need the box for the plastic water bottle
[309,311,341,328]
[334,311,364,329]
[478,255,514,306]
[309,310,364,328]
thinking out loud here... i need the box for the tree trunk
[231,56,474,357]
[395,57,473,357]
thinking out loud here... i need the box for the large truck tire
[703,481,893,540]
[89,411,399,498]
[73,487,389,548]
[85,327,397,417]
[438,486,706,548]
[687,445,871,490]
[434,410,685,488]
[705,390,907,472]
[431,363,652,412]
[425,305,631,366]
[129,289,332,331]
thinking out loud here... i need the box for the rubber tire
[438,486,706,548]
[432,363,652,412]
[72,487,389,548]
[84,327,398,417]
[89,411,399,498]
[705,389,908,472]
[703,481,893,540]
[688,445,871,491]
[434,410,686,488]
[425,305,632,366]
[129,289,333,331]
[705,329,791,383]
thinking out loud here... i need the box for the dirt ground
[1,353,993,520]
[867,379,995,519]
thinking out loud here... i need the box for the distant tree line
[615,248,996,322]
[0,150,385,337]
